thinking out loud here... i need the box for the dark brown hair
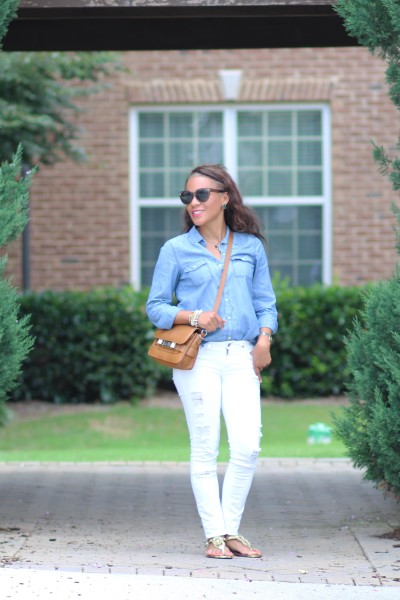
[182,164,265,241]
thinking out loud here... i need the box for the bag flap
[154,325,198,344]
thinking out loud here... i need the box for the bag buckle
[157,339,176,348]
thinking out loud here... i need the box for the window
[130,105,331,288]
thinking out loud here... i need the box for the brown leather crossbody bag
[148,231,233,370]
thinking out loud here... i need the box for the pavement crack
[0,524,33,566]
[350,527,383,586]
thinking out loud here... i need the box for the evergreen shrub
[0,259,33,415]
[334,271,400,496]
[333,0,400,496]
[12,287,158,404]
[0,146,34,424]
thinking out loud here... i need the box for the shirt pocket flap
[232,255,254,277]
[184,260,208,274]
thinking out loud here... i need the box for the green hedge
[12,287,158,404]
[11,284,365,404]
[262,283,365,398]
[147,283,365,399]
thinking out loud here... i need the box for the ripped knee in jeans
[191,392,211,442]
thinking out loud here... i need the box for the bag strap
[213,230,233,313]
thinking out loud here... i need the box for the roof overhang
[3,1,357,52]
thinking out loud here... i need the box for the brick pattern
[1,461,399,585]
[125,76,335,103]
[5,47,398,290]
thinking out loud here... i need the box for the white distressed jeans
[173,340,262,539]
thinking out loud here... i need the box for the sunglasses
[179,188,226,205]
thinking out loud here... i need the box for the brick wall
[5,47,399,290]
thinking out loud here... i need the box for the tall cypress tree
[334,216,400,495]
[0,0,18,44]
[335,0,400,189]
[0,1,34,424]
[334,0,400,495]
[0,147,34,423]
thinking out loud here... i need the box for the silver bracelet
[190,309,203,327]
[259,331,273,342]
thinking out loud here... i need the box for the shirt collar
[188,226,230,246]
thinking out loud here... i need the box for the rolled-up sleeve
[252,240,278,333]
[146,242,181,329]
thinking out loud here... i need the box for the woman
[146,164,278,559]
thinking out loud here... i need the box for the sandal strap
[225,534,254,549]
[205,536,227,550]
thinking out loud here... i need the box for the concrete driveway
[0,459,399,598]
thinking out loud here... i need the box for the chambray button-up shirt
[146,226,278,344]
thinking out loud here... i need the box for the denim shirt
[146,226,278,344]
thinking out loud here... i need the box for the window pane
[268,234,293,259]
[142,236,166,263]
[198,112,223,138]
[199,141,223,164]
[141,206,167,231]
[140,172,164,197]
[169,170,187,197]
[141,207,183,286]
[298,206,322,229]
[239,141,263,167]
[169,141,193,167]
[239,170,263,196]
[238,112,262,136]
[298,171,322,195]
[298,141,322,166]
[268,171,292,196]
[298,263,322,286]
[139,113,164,138]
[273,264,294,282]
[298,233,322,260]
[298,111,321,136]
[268,141,292,167]
[268,206,297,230]
[169,113,192,138]
[254,206,322,286]
[140,142,164,168]
[268,111,292,136]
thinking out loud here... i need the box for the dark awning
[4,1,357,52]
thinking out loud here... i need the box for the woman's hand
[174,309,225,330]
[197,311,226,332]
[251,338,272,382]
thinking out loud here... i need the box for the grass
[0,401,348,462]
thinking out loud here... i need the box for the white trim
[242,196,325,206]
[129,110,141,290]
[133,102,330,113]
[224,107,237,176]
[321,105,332,285]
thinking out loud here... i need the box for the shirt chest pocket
[183,260,210,286]
[232,256,254,279]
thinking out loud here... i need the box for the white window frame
[129,104,332,289]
